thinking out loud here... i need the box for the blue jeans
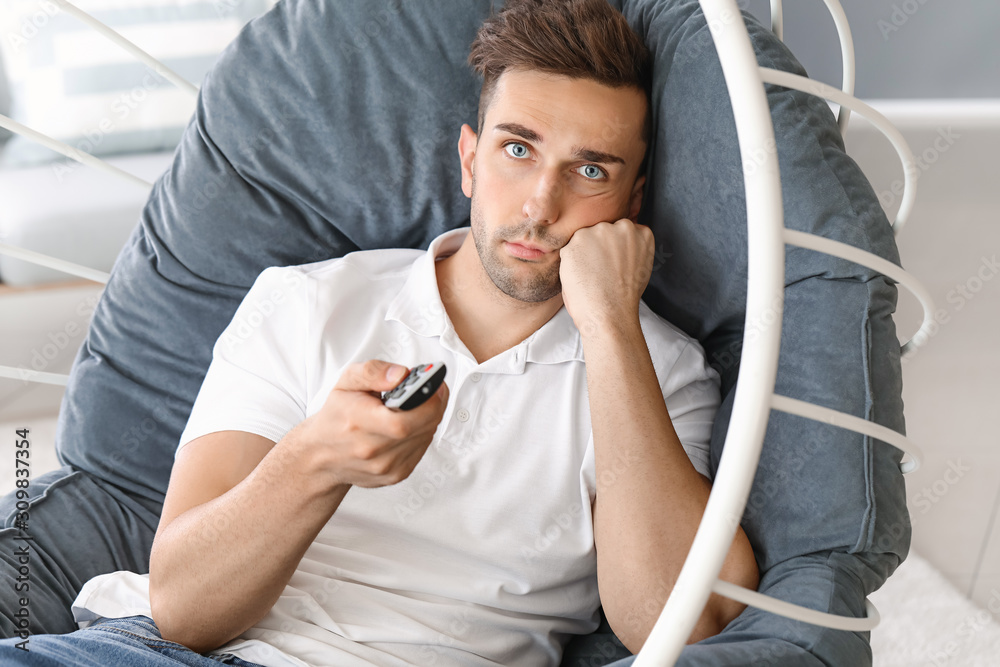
[1,469,635,665]
[0,615,264,666]
[0,613,638,666]
[0,614,640,666]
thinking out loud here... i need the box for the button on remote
[381,362,447,411]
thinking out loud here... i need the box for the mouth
[505,241,551,260]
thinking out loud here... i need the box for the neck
[435,233,563,364]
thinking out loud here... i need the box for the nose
[522,171,562,226]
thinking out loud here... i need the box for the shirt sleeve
[176,265,310,457]
[658,339,721,481]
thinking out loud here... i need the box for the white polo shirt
[72,227,721,667]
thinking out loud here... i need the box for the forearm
[149,426,351,652]
[583,316,758,651]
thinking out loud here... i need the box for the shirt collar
[384,226,584,366]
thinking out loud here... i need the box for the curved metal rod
[783,228,934,359]
[713,579,881,632]
[51,0,200,97]
[0,114,154,190]
[769,0,783,41]
[767,0,855,131]
[634,0,786,663]
[0,240,111,284]
[759,67,918,236]
[0,365,71,386]
[771,393,923,474]
[819,0,856,132]
[0,1,185,390]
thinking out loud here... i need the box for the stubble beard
[469,173,564,304]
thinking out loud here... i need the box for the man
[0,0,758,664]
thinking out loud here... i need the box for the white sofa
[0,149,175,287]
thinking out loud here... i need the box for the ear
[458,123,478,199]
[628,173,645,222]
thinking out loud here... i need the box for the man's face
[457,69,648,304]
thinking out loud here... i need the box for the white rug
[870,549,1000,666]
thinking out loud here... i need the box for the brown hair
[467,0,653,174]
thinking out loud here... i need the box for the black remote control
[381,362,447,411]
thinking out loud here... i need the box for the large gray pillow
[35,0,908,664]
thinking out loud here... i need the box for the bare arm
[557,219,758,652]
[148,359,449,653]
[583,319,758,651]
[148,425,350,653]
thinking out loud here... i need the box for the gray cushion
[19,0,908,663]
[0,466,161,637]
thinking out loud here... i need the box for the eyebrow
[492,122,626,167]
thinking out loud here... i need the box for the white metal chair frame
[0,1,932,665]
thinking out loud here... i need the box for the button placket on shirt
[455,358,476,425]
[444,362,481,441]
[447,343,527,440]
[453,366,494,426]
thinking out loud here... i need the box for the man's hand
[558,219,656,332]
[149,358,448,653]
[298,359,450,489]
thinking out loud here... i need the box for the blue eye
[504,142,529,158]
[578,164,605,180]
[502,141,606,181]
